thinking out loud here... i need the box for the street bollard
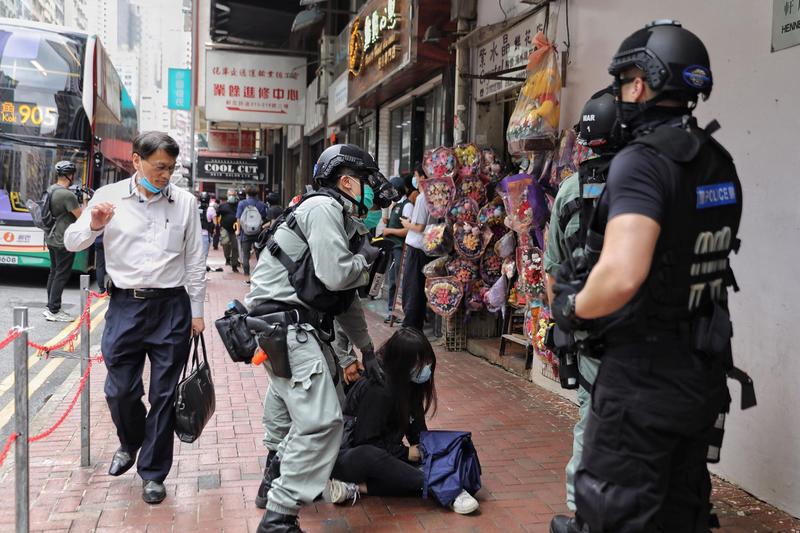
[79,275,90,467]
[13,307,29,533]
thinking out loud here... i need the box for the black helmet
[313,144,396,213]
[313,144,379,185]
[199,191,210,203]
[609,20,712,101]
[578,88,621,153]
[55,160,77,176]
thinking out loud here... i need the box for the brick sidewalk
[0,249,798,532]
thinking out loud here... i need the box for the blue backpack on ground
[419,430,482,506]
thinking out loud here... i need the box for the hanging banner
[168,68,191,110]
[205,51,306,125]
[207,129,257,152]
[471,9,547,101]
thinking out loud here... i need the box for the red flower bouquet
[425,276,464,317]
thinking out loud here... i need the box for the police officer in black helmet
[246,144,394,533]
[550,21,754,532]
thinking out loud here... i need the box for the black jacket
[342,362,427,461]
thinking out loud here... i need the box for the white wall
[538,0,800,517]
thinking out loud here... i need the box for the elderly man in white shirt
[64,131,205,505]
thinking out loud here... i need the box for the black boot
[255,451,279,509]
[256,510,304,533]
[549,515,585,533]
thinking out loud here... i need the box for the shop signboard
[196,155,268,183]
[472,9,547,101]
[205,50,306,125]
[772,0,800,52]
[327,72,351,124]
[207,129,257,152]
[168,68,191,110]
[347,0,412,106]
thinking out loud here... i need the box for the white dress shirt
[64,174,206,318]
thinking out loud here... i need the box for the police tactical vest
[263,189,357,316]
[630,119,742,328]
[557,158,612,256]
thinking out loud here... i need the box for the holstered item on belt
[215,301,257,364]
[544,322,579,390]
[692,302,732,357]
[253,312,293,379]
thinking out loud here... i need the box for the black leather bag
[174,334,216,443]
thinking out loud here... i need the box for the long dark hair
[377,328,437,432]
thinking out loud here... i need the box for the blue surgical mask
[364,209,382,229]
[412,176,418,190]
[139,175,163,194]
[410,363,432,384]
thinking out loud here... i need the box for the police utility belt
[214,299,332,380]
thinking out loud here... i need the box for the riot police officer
[543,88,624,523]
[550,21,753,532]
[245,144,394,533]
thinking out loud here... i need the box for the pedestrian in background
[381,176,413,323]
[64,131,205,505]
[236,186,267,282]
[400,166,431,331]
[217,189,240,272]
[44,160,83,322]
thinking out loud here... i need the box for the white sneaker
[322,479,359,505]
[450,489,479,514]
[45,310,75,322]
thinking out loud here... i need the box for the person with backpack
[43,160,83,321]
[236,186,267,282]
[244,144,395,533]
[322,327,479,515]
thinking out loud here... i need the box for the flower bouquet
[453,221,488,260]
[423,255,449,278]
[498,173,534,233]
[446,257,479,283]
[422,223,453,257]
[447,196,480,225]
[478,199,508,243]
[425,276,464,317]
[480,148,503,183]
[516,237,545,297]
[457,174,486,205]
[419,177,456,219]
[465,279,487,313]
[502,256,516,279]
[454,143,480,179]
[480,249,503,285]
[494,231,516,259]
[484,276,508,314]
[423,146,458,179]
[548,129,578,190]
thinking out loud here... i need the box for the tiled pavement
[0,249,798,532]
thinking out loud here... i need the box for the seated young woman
[322,327,479,514]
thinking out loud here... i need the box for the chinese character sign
[205,51,306,125]
[168,68,192,110]
[471,10,547,101]
[772,0,800,51]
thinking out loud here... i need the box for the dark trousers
[46,246,74,313]
[386,246,403,313]
[575,347,728,533]
[401,246,431,330]
[94,242,106,292]
[240,237,257,275]
[212,224,220,250]
[101,290,192,482]
[332,445,423,497]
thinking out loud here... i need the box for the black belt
[250,301,328,332]
[112,286,186,300]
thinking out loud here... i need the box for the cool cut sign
[197,156,267,181]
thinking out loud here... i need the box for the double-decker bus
[0,19,138,272]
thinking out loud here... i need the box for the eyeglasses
[141,158,179,174]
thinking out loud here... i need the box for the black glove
[358,238,381,264]
[551,261,589,333]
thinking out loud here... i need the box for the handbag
[174,333,216,444]
[419,430,482,507]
